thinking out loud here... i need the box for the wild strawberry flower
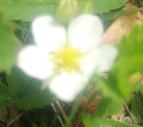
[17,14,117,102]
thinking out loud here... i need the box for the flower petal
[80,44,117,77]
[32,15,66,52]
[80,51,99,78]
[68,14,103,52]
[48,73,88,102]
[17,45,53,79]
[94,44,118,73]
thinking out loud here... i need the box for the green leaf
[109,24,143,99]
[0,13,21,71]
[81,111,142,127]
[100,7,143,21]
[15,80,56,109]
[0,0,129,20]
[6,66,31,97]
[109,55,143,100]
[93,75,124,100]
[93,0,128,14]
[117,25,143,57]
[131,92,143,124]
[0,82,15,108]
[95,98,123,117]
[0,0,59,21]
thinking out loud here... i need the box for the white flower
[17,14,117,102]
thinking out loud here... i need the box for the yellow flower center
[51,42,84,72]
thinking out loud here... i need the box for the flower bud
[79,0,94,13]
[56,0,78,23]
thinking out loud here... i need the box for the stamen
[50,42,84,72]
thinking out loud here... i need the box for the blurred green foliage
[81,111,142,127]
[0,82,15,107]
[94,24,143,102]
[131,90,143,125]
[0,67,56,109]
[0,13,21,71]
